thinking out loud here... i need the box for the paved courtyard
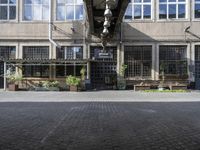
[0,91,200,150]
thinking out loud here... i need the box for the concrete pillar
[188,42,195,82]
[117,43,121,75]
[155,44,160,80]
[87,62,91,80]
[152,43,156,80]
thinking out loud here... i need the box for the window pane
[125,4,132,19]
[195,4,200,18]
[178,4,185,18]
[75,5,83,20]
[42,5,49,20]
[66,5,74,20]
[24,5,32,20]
[169,4,176,18]
[143,5,151,19]
[9,0,16,4]
[0,0,7,4]
[33,5,42,20]
[159,4,167,19]
[134,5,141,19]
[24,0,32,4]
[57,5,65,20]
[0,6,8,20]
[9,6,16,19]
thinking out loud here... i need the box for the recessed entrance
[195,45,200,89]
[90,46,117,90]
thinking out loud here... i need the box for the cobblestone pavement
[0,101,200,150]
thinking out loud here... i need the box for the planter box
[8,84,18,91]
[70,85,78,92]
[169,85,187,90]
[134,85,151,91]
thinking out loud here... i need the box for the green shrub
[66,75,81,86]
[42,80,59,88]
[7,73,23,84]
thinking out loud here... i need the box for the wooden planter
[70,85,78,92]
[134,85,151,91]
[8,84,18,91]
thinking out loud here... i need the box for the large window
[56,64,84,77]
[23,46,49,60]
[24,0,49,21]
[124,46,152,78]
[159,0,187,19]
[0,0,16,20]
[23,65,49,77]
[57,46,83,59]
[125,0,152,20]
[56,0,83,21]
[195,0,200,18]
[0,46,16,60]
[159,46,188,79]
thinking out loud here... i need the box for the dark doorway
[195,46,200,89]
[90,46,117,90]
[0,62,4,89]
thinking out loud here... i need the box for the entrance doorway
[0,62,4,89]
[90,46,117,90]
[195,46,200,89]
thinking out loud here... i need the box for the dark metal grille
[0,46,16,60]
[159,46,188,78]
[195,45,200,79]
[23,65,49,77]
[23,46,49,60]
[124,46,152,78]
[57,47,83,60]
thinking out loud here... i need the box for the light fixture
[103,17,110,28]
[102,27,109,35]
[104,4,112,18]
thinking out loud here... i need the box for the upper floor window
[159,0,187,20]
[124,0,152,20]
[0,0,16,20]
[23,46,49,59]
[23,0,49,21]
[56,0,84,21]
[195,0,200,18]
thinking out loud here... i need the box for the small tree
[119,64,128,78]
[80,66,86,81]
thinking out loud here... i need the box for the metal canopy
[84,0,129,38]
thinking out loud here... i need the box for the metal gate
[90,46,117,90]
[195,46,200,89]
[0,62,4,89]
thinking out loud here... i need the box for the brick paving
[0,102,200,150]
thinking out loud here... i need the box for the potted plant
[42,80,59,91]
[117,64,127,90]
[80,66,86,91]
[66,75,81,92]
[7,73,23,91]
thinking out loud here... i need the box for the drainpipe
[49,0,59,47]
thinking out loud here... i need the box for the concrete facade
[0,0,200,89]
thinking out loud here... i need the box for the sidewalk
[0,90,200,102]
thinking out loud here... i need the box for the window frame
[0,0,17,21]
[193,0,200,20]
[56,0,84,21]
[124,0,154,22]
[157,0,189,21]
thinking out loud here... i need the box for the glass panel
[42,5,49,20]
[24,5,32,20]
[66,5,74,20]
[0,0,7,4]
[134,5,141,19]
[143,5,151,19]
[125,4,132,19]
[195,4,200,18]
[178,4,185,18]
[33,5,42,20]
[159,4,167,19]
[0,6,8,20]
[9,6,16,19]
[9,0,16,4]
[57,5,65,20]
[169,4,176,18]
[75,5,83,20]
